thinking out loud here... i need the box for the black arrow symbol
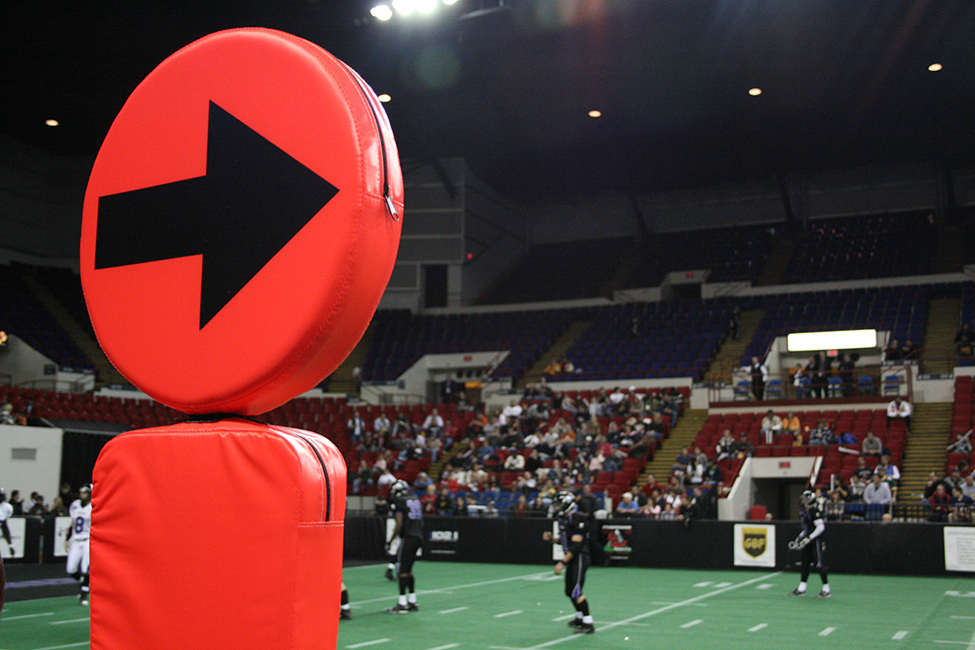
[95,101,339,329]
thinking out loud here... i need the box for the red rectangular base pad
[90,419,346,650]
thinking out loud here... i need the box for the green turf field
[3,563,974,650]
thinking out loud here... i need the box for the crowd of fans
[0,482,78,520]
[349,384,699,518]
[0,399,33,426]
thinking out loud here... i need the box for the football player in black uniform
[386,480,424,614]
[542,491,595,634]
[789,489,831,598]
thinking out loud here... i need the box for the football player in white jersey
[0,488,15,556]
[66,484,92,605]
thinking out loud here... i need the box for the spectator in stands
[469,465,489,490]
[961,473,975,500]
[504,451,525,471]
[452,495,468,517]
[351,460,373,494]
[640,491,662,519]
[347,411,367,445]
[922,471,944,504]
[545,359,561,377]
[377,467,397,490]
[950,486,973,522]
[515,471,537,494]
[955,324,975,358]
[838,353,856,397]
[848,472,868,502]
[643,473,664,498]
[672,446,694,480]
[783,411,801,438]
[852,456,873,482]
[47,496,67,519]
[900,339,920,361]
[7,491,23,516]
[863,472,893,508]
[528,494,548,515]
[715,429,735,461]
[27,494,47,516]
[392,411,413,439]
[525,400,549,429]
[434,487,453,515]
[806,353,825,399]
[419,484,437,513]
[704,458,723,486]
[426,434,443,463]
[928,483,952,522]
[413,472,434,491]
[510,493,530,517]
[373,412,391,438]
[860,431,884,456]
[884,339,904,363]
[686,457,706,486]
[947,429,973,455]
[824,489,846,521]
[877,454,901,491]
[808,420,835,446]
[0,403,15,425]
[760,409,782,445]
[607,387,626,415]
[559,357,576,375]
[422,408,445,436]
[943,466,964,494]
[615,492,640,517]
[732,433,754,459]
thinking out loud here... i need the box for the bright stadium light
[371,4,393,20]
[787,329,878,352]
[417,0,438,13]
[392,0,416,16]
[442,0,460,4]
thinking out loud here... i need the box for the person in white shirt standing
[66,484,92,605]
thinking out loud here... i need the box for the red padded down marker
[81,28,403,415]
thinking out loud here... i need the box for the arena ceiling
[2,0,974,204]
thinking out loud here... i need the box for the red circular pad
[81,29,403,415]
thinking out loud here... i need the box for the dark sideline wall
[344,516,973,577]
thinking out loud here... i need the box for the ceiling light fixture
[392,0,416,16]
[370,4,393,20]
[45,119,59,127]
[748,88,762,96]
[588,110,602,118]
[378,94,391,103]
[928,63,943,72]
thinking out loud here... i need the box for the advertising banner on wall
[733,523,776,567]
[944,526,975,572]
[600,524,634,564]
[53,516,71,558]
